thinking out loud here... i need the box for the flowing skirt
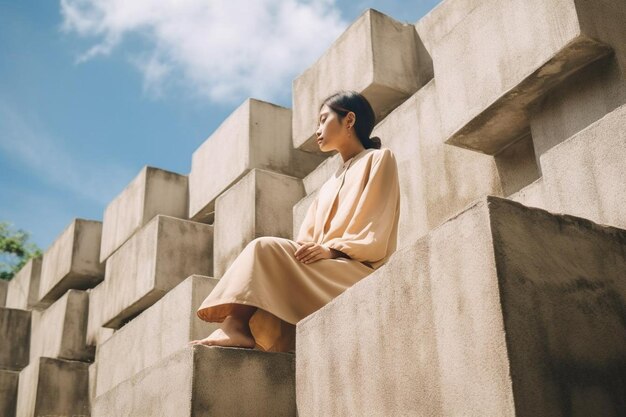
[196,236,375,352]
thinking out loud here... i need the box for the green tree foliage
[0,222,42,281]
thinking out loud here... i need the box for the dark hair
[319,90,382,149]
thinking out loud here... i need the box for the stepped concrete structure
[1,1,624,416]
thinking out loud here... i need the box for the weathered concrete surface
[293,9,431,153]
[101,215,213,329]
[293,190,318,241]
[368,80,504,248]
[189,98,324,222]
[39,218,104,304]
[100,166,189,262]
[95,275,219,397]
[0,308,30,371]
[16,356,90,417]
[93,345,296,417]
[5,257,48,311]
[0,369,18,417]
[29,289,94,362]
[510,178,546,210]
[86,281,115,347]
[302,155,343,195]
[214,168,304,278]
[416,0,621,154]
[89,361,97,410]
[540,102,626,230]
[0,280,6,307]
[296,196,626,417]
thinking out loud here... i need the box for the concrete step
[540,102,626,230]
[296,196,626,416]
[16,356,90,417]
[95,275,219,398]
[101,215,213,329]
[415,0,621,154]
[39,218,104,304]
[86,281,115,347]
[29,289,94,363]
[293,8,432,153]
[5,258,50,310]
[0,307,30,371]
[214,168,304,278]
[93,345,296,417]
[189,98,324,222]
[0,369,19,417]
[101,166,188,262]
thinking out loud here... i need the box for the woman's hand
[294,241,335,264]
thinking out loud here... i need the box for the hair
[319,90,382,149]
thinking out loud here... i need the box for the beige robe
[196,147,401,352]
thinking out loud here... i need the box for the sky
[0,0,442,252]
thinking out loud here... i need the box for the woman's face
[315,104,352,152]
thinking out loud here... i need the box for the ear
[346,111,356,126]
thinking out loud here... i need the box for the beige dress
[196,147,401,352]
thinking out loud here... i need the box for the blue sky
[0,0,441,251]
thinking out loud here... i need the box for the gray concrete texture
[189,98,325,222]
[93,345,296,417]
[296,196,626,417]
[95,275,219,397]
[214,168,305,278]
[39,218,104,304]
[86,281,115,347]
[5,257,49,311]
[292,8,432,153]
[29,289,94,363]
[0,370,18,417]
[0,307,30,371]
[100,166,189,262]
[101,215,213,329]
[415,0,623,154]
[16,356,90,417]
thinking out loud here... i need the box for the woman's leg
[188,303,258,348]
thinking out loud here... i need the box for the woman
[189,90,400,352]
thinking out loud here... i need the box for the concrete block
[296,196,626,416]
[100,166,189,262]
[86,281,115,346]
[101,215,213,329]
[16,356,90,417]
[293,8,431,153]
[0,280,7,307]
[302,154,343,195]
[29,289,94,362]
[214,168,304,278]
[293,190,318,241]
[189,98,324,222]
[416,0,621,154]
[0,370,18,417]
[0,308,30,371]
[6,257,48,310]
[372,80,503,248]
[540,102,626,230]
[95,275,219,397]
[89,361,97,409]
[39,218,104,304]
[93,345,295,417]
[510,178,546,210]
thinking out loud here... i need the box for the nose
[315,125,322,138]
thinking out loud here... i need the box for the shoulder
[368,148,396,164]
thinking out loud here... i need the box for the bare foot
[188,315,255,349]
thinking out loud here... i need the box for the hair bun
[369,136,382,149]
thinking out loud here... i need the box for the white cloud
[60,0,349,104]
[0,100,134,206]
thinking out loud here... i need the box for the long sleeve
[295,193,319,242]
[323,148,400,264]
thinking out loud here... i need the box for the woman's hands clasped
[294,241,335,264]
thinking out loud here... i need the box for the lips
[317,137,323,143]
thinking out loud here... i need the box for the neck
[338,144,366,163]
